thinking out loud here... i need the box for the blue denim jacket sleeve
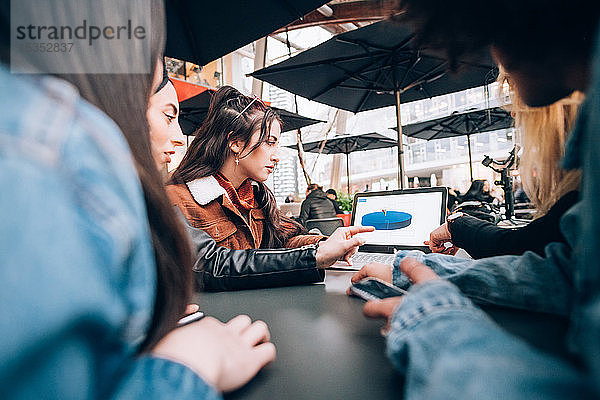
[113,357,221,400]
[391,221,576,316]
[0,69,220,399]
[387,280,593,399]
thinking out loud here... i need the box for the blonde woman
[424,84,582,259]
[511,87,582,216]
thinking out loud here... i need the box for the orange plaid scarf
[214,172,255,213]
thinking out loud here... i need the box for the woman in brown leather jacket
[167,86,323,250]
[147,74,372,291]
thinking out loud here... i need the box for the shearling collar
[186,176,261,206]
[186,176,226,205]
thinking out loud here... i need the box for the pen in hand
[177,311,205,327]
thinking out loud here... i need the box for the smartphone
[349,278,407,301]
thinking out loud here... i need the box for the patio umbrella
[178,89,325,136]
[164,0,329,66]
[400,107,514,180]
[287,132,398,191]
[250,18,498,188]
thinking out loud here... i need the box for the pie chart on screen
[361,210,412,230]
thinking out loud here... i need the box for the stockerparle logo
[11,0,151,74]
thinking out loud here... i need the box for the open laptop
[332,187,447,270]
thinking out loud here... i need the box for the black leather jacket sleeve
[179,210,324,291]
[449,191,578,259]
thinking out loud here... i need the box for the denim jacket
[390,236,575,317]
[0,67,220,400]
[383,27,600,399]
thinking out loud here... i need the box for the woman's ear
[229,140,242,155]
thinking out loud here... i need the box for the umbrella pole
[395,90,405,189]
[346,153,350,193]
[467,134,473,181]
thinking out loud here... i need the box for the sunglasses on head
[230,95,267,125]
[227,95,268,139]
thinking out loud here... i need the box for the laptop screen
[352,188,447,248]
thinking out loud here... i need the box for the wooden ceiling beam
[272,0,402,34]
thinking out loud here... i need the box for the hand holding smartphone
[349,277,407,301]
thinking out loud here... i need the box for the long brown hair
[170,86,304,247]
[4,0,192,350]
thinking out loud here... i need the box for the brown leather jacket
[166,176,324,249]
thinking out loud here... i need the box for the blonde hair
[499,73,582,216]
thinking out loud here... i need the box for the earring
[235,156,239,166]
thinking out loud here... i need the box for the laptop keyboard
[350,252,396,268]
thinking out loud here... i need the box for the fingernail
[380,326,390,337]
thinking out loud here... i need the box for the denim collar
[563,25,600,170]
[562,101,587,171]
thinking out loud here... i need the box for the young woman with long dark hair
[0,1,274,397]
[168,86,324,250]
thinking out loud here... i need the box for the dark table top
[194,271,570,400]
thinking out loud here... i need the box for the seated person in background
[459,179,497,203]
[298,184,337,226]
[167,86,324,250]
[490,185,505,203]
[149,76,373,291]
[447,187,460,211]
[326,188,343,214]
[284,192,295,203]
[426,86,582,259]
[513,181,530,204]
